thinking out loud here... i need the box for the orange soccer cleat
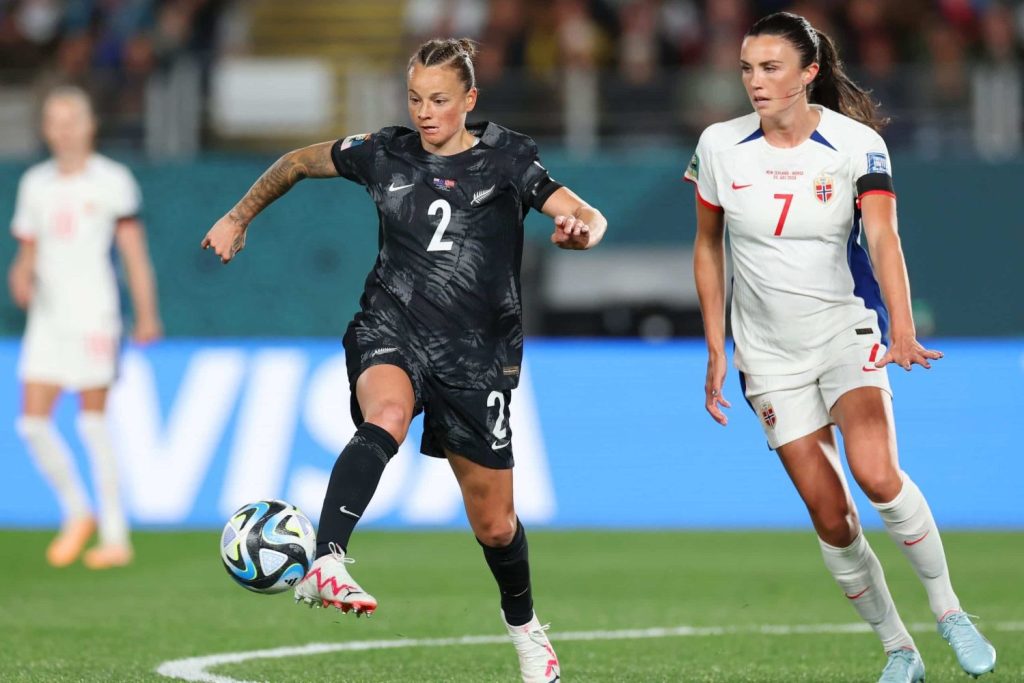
[83,544,134,570]
[46,517,96,567]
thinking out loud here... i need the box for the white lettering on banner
[108,347,555,526]
[219,350,309,517]
[109,349,246,522]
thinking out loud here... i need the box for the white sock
[16,416,92,522]
[872,472,960,619]
[76,412,130,547]
[819,533,915,652]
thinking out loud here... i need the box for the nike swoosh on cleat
[731,181,752,190]
[904,531,930,546]
[388,182,414,192]
[845,587,870,600]
[339,505,361,519]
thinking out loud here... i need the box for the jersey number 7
[773,193,793,236]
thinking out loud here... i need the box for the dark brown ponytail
[747,13,888,131]
[408,38,478,92]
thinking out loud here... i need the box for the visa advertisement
[0,339,1020,529]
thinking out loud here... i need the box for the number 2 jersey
[685,105,896,376]
[330,121,561,390]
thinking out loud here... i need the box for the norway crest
[759,400,777,429]
[813,174,834,204]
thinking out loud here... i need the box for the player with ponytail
[688,12,995,683]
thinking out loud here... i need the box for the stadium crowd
[0,0,1021,154]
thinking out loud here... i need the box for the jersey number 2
[772,193,793,236]
[487,391,510,449]
[427,199,453,252]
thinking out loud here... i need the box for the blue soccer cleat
[938,611,996,678]
[878,648,925,683]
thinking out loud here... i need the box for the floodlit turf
[1,530,1021,682]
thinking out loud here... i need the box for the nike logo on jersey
[845,587,870,600]
[904,531,930,546]
[339,505,361,519]
[862,365,880,373]
[731,181,753,190]
[471,185,496,205]
[491,438,511,451]
[388,182,415,192]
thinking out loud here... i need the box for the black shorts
[343,320,514,470]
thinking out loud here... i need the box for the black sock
[315,422,398,558]
[479,518,534,626]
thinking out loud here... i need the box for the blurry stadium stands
[0,0,1022,338]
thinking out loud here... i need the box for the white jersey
[11,153,141,335]
[685,105,895,376]
[11,154,141,389]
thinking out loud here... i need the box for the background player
[687,12,996,683]
[202,38,605,683]
[8,86,162,569]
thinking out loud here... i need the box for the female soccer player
[9,86,162,569]
[202,38,605,682]
[688,13,996,683]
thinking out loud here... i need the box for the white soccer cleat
[294,542,377,617]
[504,612,560,683]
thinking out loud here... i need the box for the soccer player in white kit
[688,13,996,683]
[7,86,162,569]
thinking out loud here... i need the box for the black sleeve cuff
[329,139,345,177]
[856,172,895,196]
[530,177,562,210]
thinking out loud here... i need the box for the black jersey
[330,121,561,391]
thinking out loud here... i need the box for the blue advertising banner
[0,339,1020,529]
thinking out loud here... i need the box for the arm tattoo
[228,141,337,228]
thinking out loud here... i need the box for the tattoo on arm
[228,141,337,228]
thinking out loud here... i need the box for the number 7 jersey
[685,106,896,376]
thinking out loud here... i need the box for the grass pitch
[1,530,1020,682]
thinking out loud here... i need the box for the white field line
[156,620,1024,683]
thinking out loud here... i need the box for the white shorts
[18,319,121,391]
[741,338,892,450]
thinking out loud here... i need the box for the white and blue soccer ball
[220,500,316,594]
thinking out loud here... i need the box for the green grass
[1,530,1021,682]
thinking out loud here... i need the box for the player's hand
[705,351,731,426]
[201,214,247,263]
[7,264,33,309]
[551,215,591,250]
[132,315,163,345]
[875,334,942,371]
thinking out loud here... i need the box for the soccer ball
[220,500,316,594]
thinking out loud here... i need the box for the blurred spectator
[972,2,1021,159]
[678,31,749,135]
[0,0,63,71]
[914,18,972,157]
[404,0,488,50]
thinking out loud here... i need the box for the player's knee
[363,403,411,444]
[475,516,517,548]
[856,468,902,504]
[814,508,859,547]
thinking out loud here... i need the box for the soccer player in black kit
[202,38,605,682]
